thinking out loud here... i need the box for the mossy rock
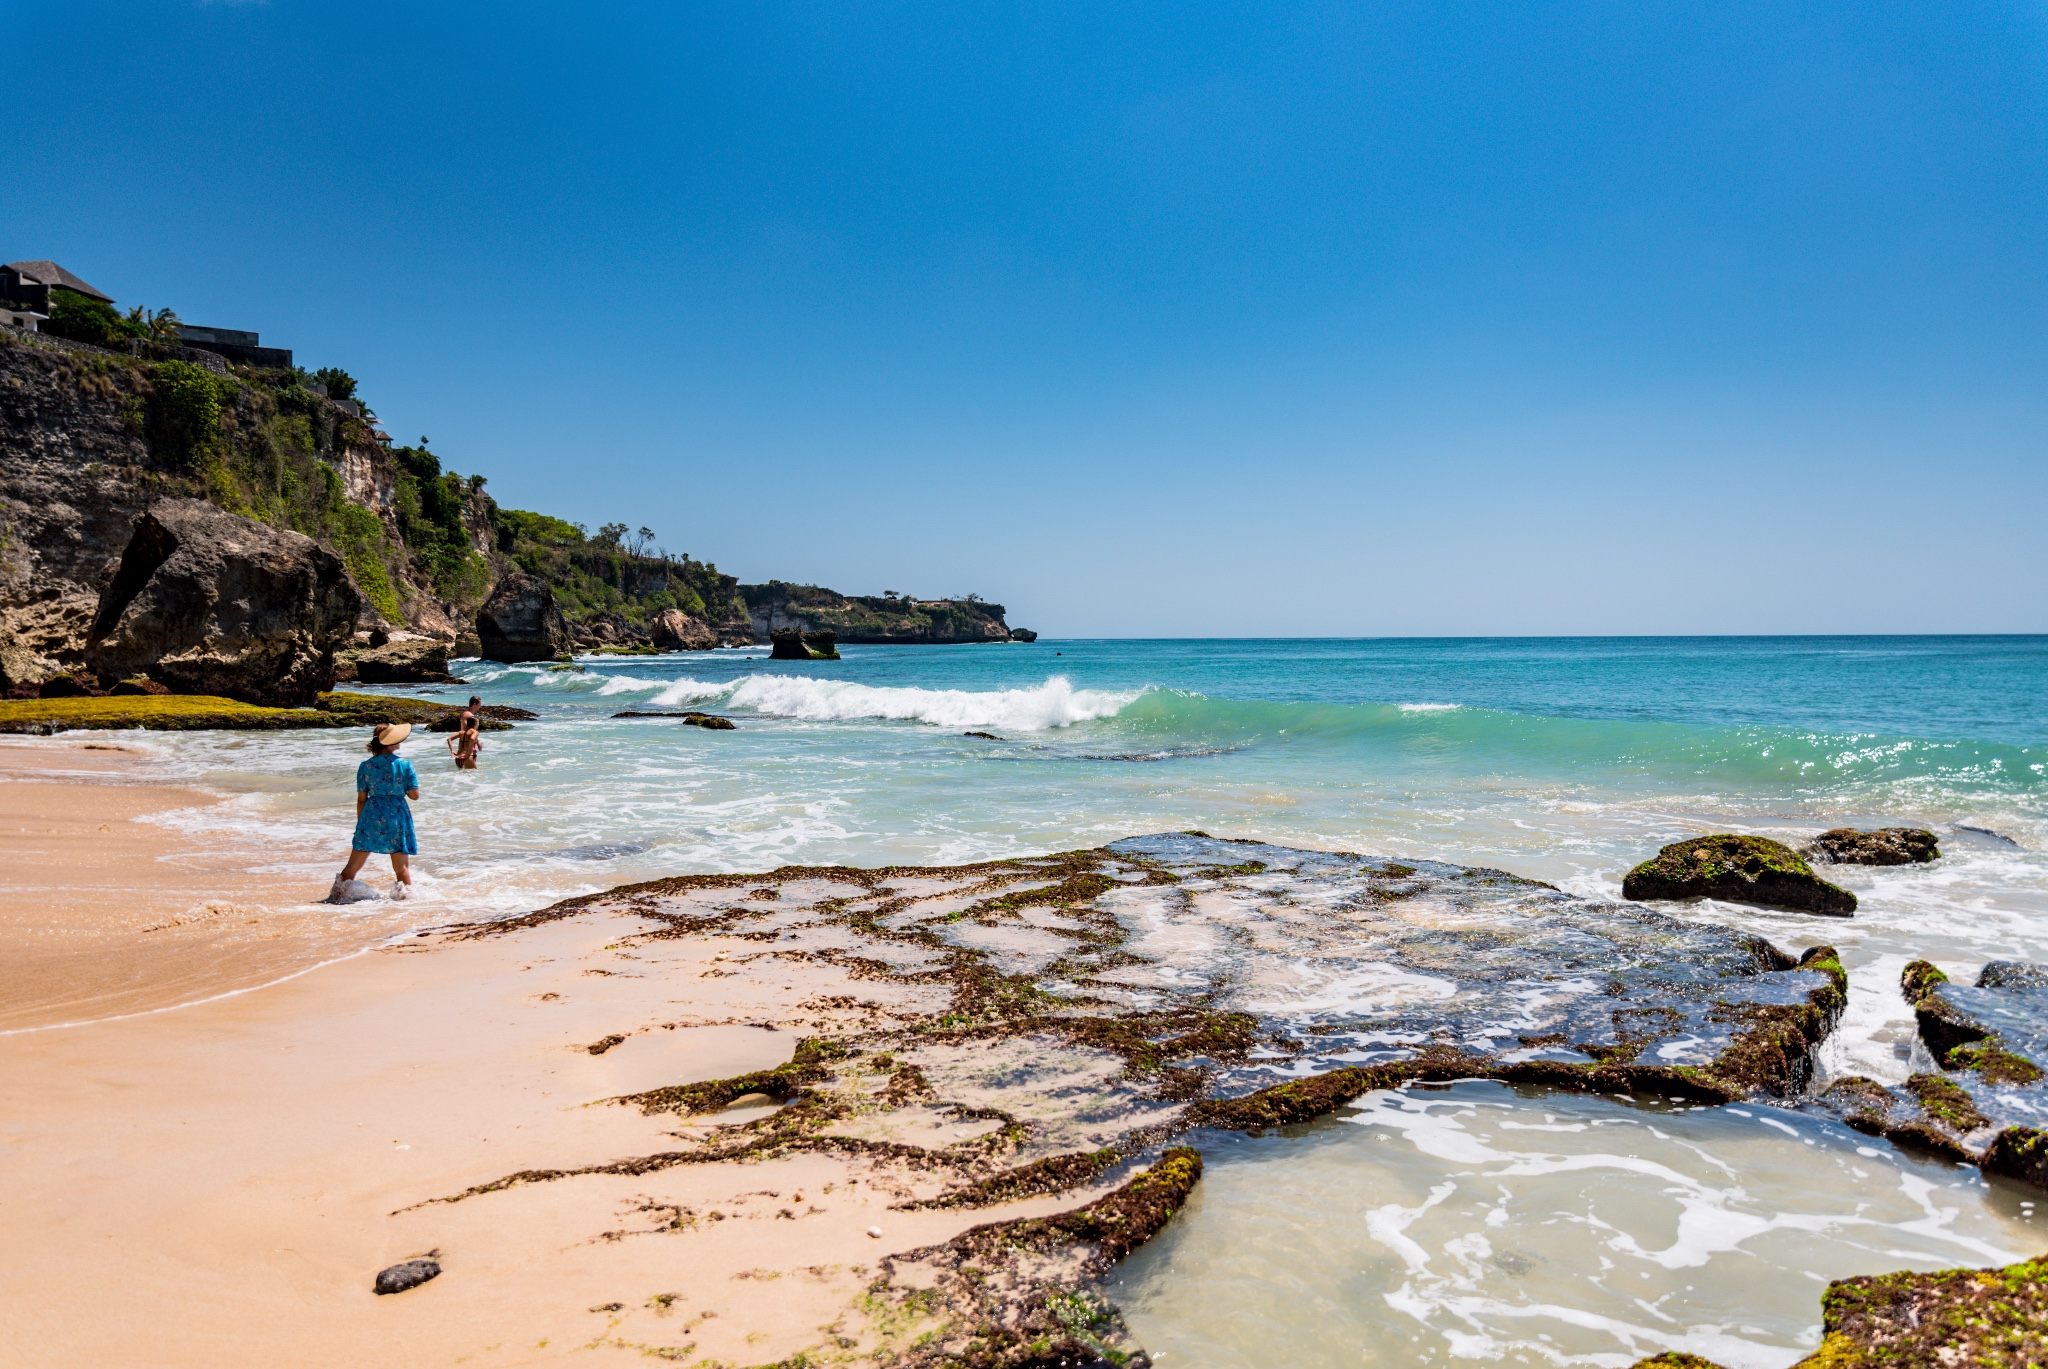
[1630,1253,2048,1367]
[1805,826,1939,866]
[0,694,332,733]
[1622,834,1856,916]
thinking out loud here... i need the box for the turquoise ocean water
[130,636,2048,1366]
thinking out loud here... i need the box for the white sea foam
[648,673,1141,731]
[1397,702,1462,713]
[594,674,669,696]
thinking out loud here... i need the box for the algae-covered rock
[108,676,169,696]
[0,693,331,733]
[1622,834,1856,915]
[1819,959,2048,1196]
[1804,826,1940,865]
[1626,1252,2048,1367]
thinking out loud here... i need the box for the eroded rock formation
[647,607,717,651]
[86,500,359,705]
[475,572,568,662]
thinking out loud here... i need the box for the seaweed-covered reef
[1820,959,2048,1195]
[437,833,1865,1366]
[1631,1251,2048,1368]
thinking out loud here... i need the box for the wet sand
[0,740,387,1032]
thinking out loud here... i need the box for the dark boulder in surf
[768,628,838,660]
[1622,834,1856,915]
[475,572,569,663]
[1803,826,1939,866]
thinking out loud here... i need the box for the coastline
[3,640,2044,1367]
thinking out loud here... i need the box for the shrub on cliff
[145,361,237,474]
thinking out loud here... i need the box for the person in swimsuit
[332,722,421,900]
[460,695,482,730]
[447,715,482,769]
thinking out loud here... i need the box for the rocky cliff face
[740,582,1022,644]
[0,327,475,688]
[0,333,162,688]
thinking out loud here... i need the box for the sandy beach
[0,741,386,1032]
[0,748,1133,1367]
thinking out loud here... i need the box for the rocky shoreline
[392,831,2043,1366]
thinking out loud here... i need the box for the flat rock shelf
[432,833,1901,1367]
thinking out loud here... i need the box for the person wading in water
[331,722,421,900]
[447,714,483,769]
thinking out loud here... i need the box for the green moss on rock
[1903,1073,1991,1133]
[1804,826,1940,866]
[1900,959,1950,1004]
[0,694,330,733]
[1621,834,1857,916]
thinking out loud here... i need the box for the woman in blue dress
[331,722,421,901]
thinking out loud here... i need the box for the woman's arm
[357,791,367,815]
[406,788,421,800]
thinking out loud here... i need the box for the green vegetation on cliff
[492,513,746,637]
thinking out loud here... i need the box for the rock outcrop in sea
[1819,958,2048,1195]
[474,572,569,663]
[1623,833,1858,915]
[1804,825,1940,865]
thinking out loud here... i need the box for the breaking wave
[644,673,1144,731]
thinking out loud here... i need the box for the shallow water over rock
[1111,1082,2041,1369]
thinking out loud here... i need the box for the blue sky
[6,1,2045,635]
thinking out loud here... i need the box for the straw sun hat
[373,722,412,747]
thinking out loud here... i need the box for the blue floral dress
[352,753,420,855]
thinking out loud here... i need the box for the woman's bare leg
[340,850,370,880]
[390,853,412,885]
